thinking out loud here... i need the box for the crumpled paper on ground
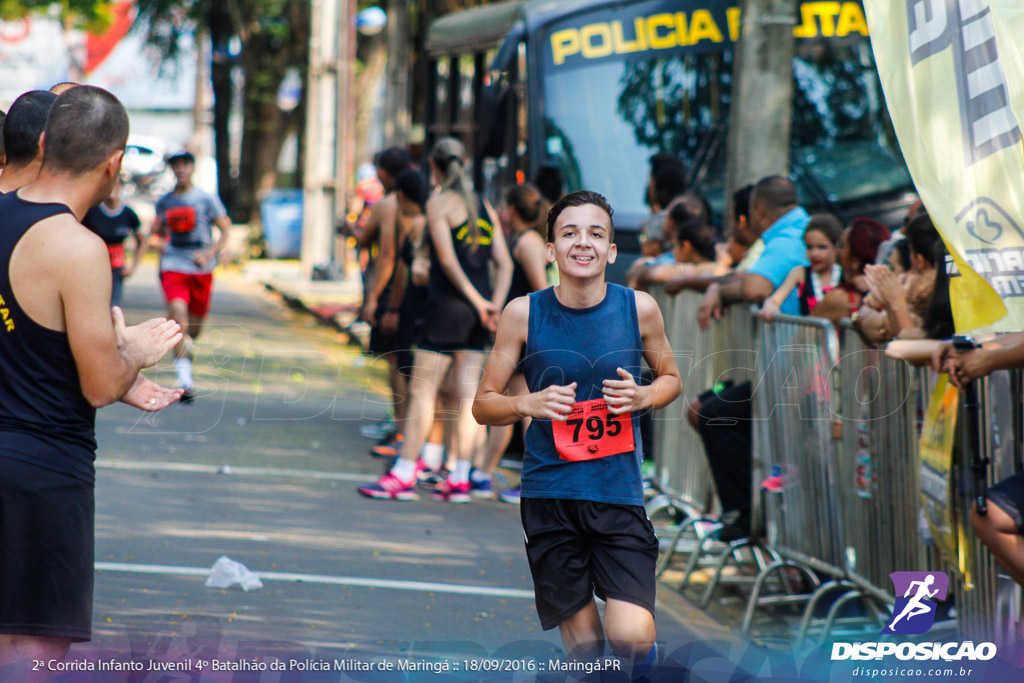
[205,555,264,591]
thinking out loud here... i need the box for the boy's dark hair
[41,86,127,176]
[375,146,411,179]
[545,190,614,243]
[394,168,429,209]
[3,90,57,168]
[0,109,6,161]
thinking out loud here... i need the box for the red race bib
[551,398,634,462]
[107,244,126,269]
[165,206,197,233]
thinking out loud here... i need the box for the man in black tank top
[474,192,682,677]
[0,87,183,667]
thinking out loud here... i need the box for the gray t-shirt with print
[155,187,227,274]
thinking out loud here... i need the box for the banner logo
[883,571,950,635]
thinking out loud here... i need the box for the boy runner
[473,191,682,674]
[147,151,231,403]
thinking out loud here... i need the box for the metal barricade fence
[753,313,842,576]
[647,292,1021,641]
[647,288,717,516]
[646,289,761,580]
[835,321,923,605]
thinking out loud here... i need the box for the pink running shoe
[358,472,418,501]
[432,477,471,503]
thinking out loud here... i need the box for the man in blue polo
[698,175,809,324]
[690,175,809,540]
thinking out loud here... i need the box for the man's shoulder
[29,213,107,257]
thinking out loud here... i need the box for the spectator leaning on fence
[640,153,686,257]
[806,217,890,328]
[848,212,954,344]
[697,176,810,328]
[665,184,759,293]
[759,212,844,320]
[628,193,715,290]
[933,333,1024,587]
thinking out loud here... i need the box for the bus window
[540,13,911,227]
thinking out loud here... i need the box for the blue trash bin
[260,190,303,259]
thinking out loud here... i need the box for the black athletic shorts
[520,498,658,631]
[988,472,1024,533]
[0,457,95,641]
[369,325,404,357]
[418,295,491,355]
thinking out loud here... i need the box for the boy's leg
[603,599,655,659]
[558,600,605,661]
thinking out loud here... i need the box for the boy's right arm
[473,297,577,425]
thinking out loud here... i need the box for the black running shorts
[520,498,658,630]
[988,472,1024,533]
[0,457,95,641]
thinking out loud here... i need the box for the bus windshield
[541,39,912,222]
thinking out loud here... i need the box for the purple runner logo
[883,571,950,635]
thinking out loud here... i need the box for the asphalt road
[66,261,745,681]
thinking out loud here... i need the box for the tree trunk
[355,38,388,167]
[209,3,235,217]
[724,0,796,218]
[234,2,310,223]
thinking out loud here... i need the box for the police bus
[424,0,915,273]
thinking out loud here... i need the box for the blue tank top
[520,284,645,505]
[0,193,98,483]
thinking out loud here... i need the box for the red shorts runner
[160,271,213,318]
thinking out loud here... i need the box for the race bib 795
[551,398,634,462]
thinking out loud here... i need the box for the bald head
[42,85,128,177]
[3,90,57,169]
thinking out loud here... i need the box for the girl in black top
[358,137,512,503]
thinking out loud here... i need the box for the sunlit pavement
[76,260,740,672]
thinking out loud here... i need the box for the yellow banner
[863,0,1024,333]
[919,375,963,580]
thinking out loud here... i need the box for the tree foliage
[0,0,112,29]
[135,0,310,222]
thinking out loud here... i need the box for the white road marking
[96,460,376,482]
[94,562,534,599]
